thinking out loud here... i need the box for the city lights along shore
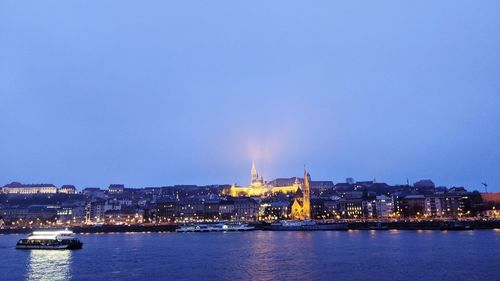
[1,163,499,235]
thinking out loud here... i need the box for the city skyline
[1,1,499,191]
[0,161,493,192]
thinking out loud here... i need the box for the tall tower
[302,168,311,220]
[251,161,258,183]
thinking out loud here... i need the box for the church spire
[251,161,258,183]
[302,167,311,220]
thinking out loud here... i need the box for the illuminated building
[480,193,500,218]
[85,200,105,224]
[57,203,85,223]
[290,169,311,220]
[362,199,377,218]
[225,162,300,197]
[59,185,77,194]
[375,195,394,218]
[2,182,57,194]
[311,199,334,219]
[260,201,289,221]
[425,196,443,217]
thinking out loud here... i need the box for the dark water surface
[0,230,499,281]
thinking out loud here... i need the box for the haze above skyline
[1,1,499,191]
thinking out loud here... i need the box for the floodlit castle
[226,162,300,197]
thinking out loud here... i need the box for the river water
[0,230,499,281]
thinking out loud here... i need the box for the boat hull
[175,229,254,232]
[270,223,349,231]
[16,241,83,250]
[176,224,255,233]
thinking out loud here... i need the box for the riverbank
[1,220,499,234]
[0,224,178,234]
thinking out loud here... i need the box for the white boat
[176,223,255,232]
[270,220,348,231]
[16,230,83,250]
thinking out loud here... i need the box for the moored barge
[270,220,349,231]
[176,223,255,232]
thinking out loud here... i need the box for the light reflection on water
[26,250,71,281]
[245,231,316,281]
[0,231,497,281]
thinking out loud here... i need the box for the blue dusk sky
[0,1,499,191]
